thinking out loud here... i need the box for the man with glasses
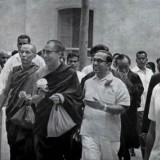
[0,35,45,95]
[33,40,83,160]
[81,44,109,75]
[80,50,130,160]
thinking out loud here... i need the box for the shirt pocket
[98,86,116,104]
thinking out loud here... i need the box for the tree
[79,0,89,71]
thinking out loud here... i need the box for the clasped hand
[49,93,63,105]
[19,91,32,105]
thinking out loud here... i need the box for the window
[58,8,93,53]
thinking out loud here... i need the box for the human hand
[38,87,49,96]
[24,94,32,105]
[83,97,105,111]
[19,91,27,98]
[49,94,61,105]
[19,91,32,105]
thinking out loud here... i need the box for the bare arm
[0,56,14,94]
[107,104,128,114]
[0,80,11,109]
[0,92,8,109]
[144,121,156,160]
[84,99,128,114]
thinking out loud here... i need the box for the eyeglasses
[93,58,107,64]
[18,42,28,45]
[43,49,59,55]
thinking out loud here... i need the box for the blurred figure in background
[156,58,160,73]
[11,50,18,56]
[0,50,10,72]
[111,53,120,70]
[146,62,156,73]
[67,52,85,83]
[132,51,153,158]
[59,51,66,63]
[116,54,144,160]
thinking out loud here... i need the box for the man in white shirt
[67,52,85,83]
[81,44,109,75]
[0,35,46,94]
[132,50,153,157]
[144,83,160,160]
[80,50,130,160]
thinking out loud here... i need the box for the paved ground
[0,109,143,160]
[131,149,143,160]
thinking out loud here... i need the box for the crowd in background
[0,35,160,160]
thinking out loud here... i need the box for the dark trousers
[34,128,81,160]
[118,132,130,160]
[10,135,35,160]
[137,111,145,158]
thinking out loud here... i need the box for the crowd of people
[0,35,160,160]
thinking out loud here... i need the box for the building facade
[0,0,160,67]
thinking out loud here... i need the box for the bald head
[21,44,36,54]
[46,40,65,52]
[19,44,37,67]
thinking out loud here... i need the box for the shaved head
[21,44,36,54]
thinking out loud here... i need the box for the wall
[0,0,26,51]
[0,0,160,68]
[0,0,81,52]
[91,0,160,67]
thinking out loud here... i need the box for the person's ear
[146,57,148,63]
[33,53,36,58]
[57,51,61,57]
[107,62,112,67]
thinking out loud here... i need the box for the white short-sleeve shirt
[81,64,93,75]
[76,71,85,83]
[148,84,160,160]
[132,66,153,111]
[80,72,130,142]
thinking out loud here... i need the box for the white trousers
[82,135,119,160]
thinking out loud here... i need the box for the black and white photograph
[0,0,160,160]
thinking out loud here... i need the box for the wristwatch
[103,104,108,112]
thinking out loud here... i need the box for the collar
[13,53,21,61]
[133,65,146,72]
[93,72,114,81]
